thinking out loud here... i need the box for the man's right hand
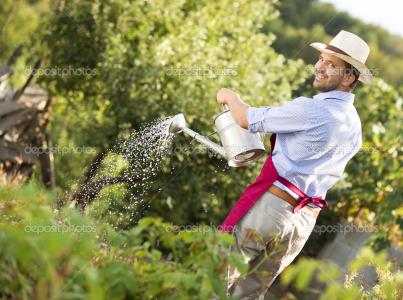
[216,88,240,106]
[216,88,249,129]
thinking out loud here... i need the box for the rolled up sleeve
[247,106,272,133]
[247,97,315,133]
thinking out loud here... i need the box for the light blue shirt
[247,90,362,202]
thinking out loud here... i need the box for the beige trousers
[227,191,317,300]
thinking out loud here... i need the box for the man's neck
[336,86,352,93]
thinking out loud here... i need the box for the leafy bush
[1,183,401,299]
[281,247,403,300]
[0,183,245,300]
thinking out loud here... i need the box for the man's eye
[329,64,335,68]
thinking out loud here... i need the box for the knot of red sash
[277,176,328,213]
[293,196,328,213]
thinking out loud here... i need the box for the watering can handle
[222,104,230,111]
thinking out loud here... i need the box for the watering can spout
[168,113,186,134]
[168,114,226,159]
[182,127,227,159]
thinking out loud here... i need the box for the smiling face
[313,52,356,92]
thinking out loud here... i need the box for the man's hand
[216,88,240,105]
[216,88,250,129]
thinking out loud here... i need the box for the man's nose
[314,60,325,73]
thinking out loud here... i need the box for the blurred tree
[0,0,50,87]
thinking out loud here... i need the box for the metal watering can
[168,105,266,167]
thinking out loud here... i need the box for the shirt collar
[313,90,355,104]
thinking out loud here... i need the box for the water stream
[80,117,176,228]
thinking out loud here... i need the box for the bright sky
[321,0,403,37]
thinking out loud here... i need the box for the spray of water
[76,117,175,229]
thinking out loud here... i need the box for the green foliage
[0,0,50,87]
[0,0,49,61]
[0,184,97,299]
[281,247,403,300]
[0,183,243,299]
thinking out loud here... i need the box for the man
[216,30,373,299]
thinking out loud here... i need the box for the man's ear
[341,72,356,88]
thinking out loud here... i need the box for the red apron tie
[277,176,328,213]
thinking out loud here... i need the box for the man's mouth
[315,73,327,80]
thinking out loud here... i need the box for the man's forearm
[226,96,250,129]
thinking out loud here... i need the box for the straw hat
[310,30,373,84]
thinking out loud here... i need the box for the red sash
[219,134,328,233]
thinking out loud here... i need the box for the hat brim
[310,42,373,84]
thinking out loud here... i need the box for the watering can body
[214,108,265,167]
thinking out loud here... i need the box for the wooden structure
[0,48,54,187]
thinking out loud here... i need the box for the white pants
[227,191,317,300]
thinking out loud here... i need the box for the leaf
[228,252,248,275]
[294,259,318,290]
[317,263,340,282]
[199,275,213,299]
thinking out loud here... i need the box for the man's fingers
[217,88,231,103]
[216,88,225,103]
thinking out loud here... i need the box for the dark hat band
[325,44,351,57]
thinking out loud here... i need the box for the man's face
[313,52,350,92]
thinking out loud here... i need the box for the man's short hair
[344,62,360,89]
